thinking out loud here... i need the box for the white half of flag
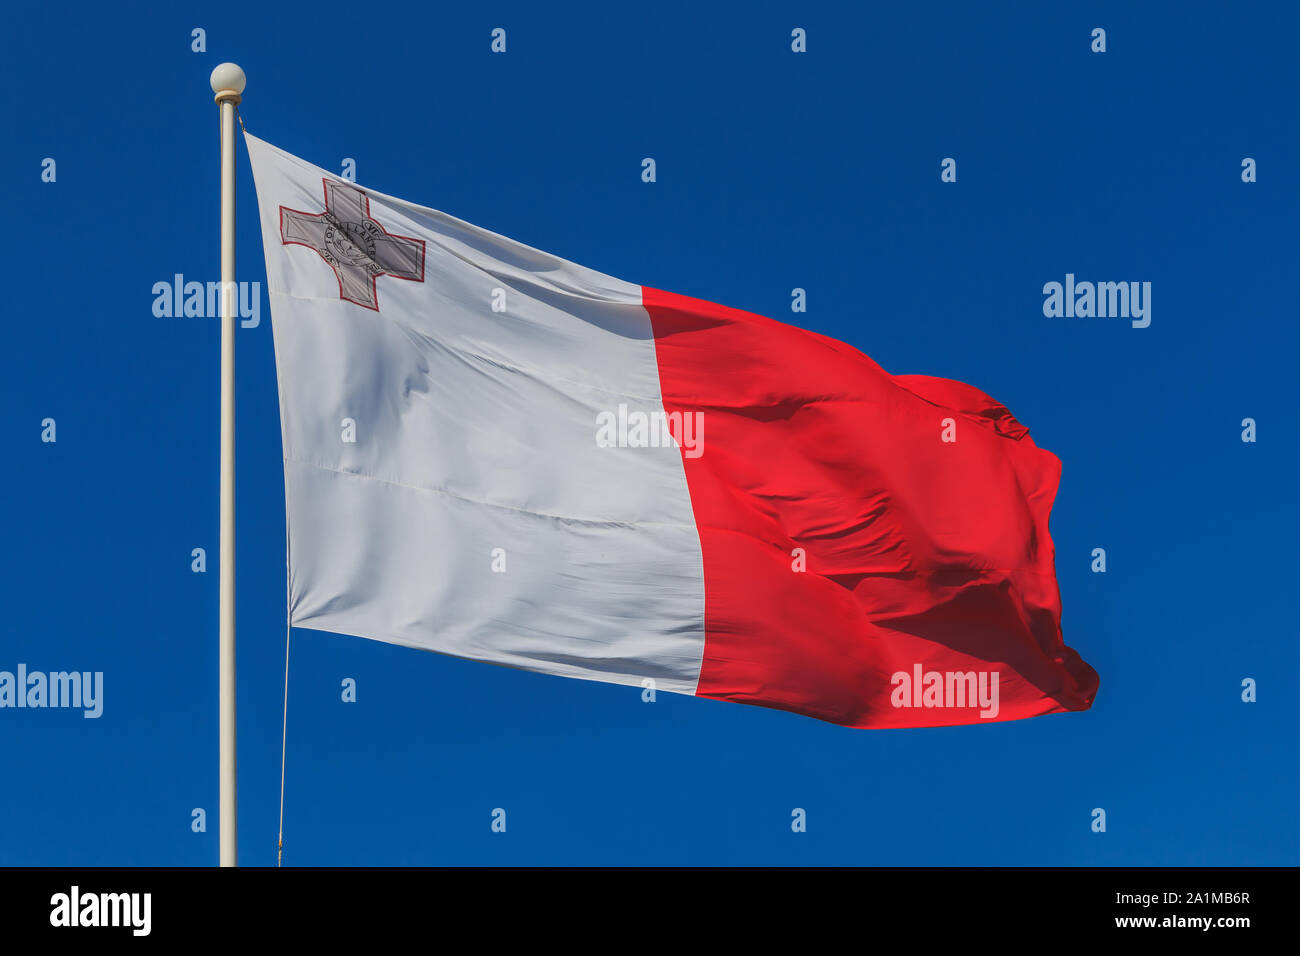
[246,133,707,696]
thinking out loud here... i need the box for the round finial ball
[210,63,246,95]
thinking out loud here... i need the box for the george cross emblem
[280,179,426,311]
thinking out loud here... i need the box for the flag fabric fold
[246,132,1098,728]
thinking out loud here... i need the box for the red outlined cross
[280,180,426,311]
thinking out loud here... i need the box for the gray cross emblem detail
[280,179,426,311]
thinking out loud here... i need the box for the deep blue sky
[2,1,1295,866]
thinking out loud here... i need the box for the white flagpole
[210,62,245,868]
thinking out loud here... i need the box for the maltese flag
[246,133,1098,728]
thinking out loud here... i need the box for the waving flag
[246,133,1098,728]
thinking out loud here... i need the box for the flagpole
[210,62,245,868]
